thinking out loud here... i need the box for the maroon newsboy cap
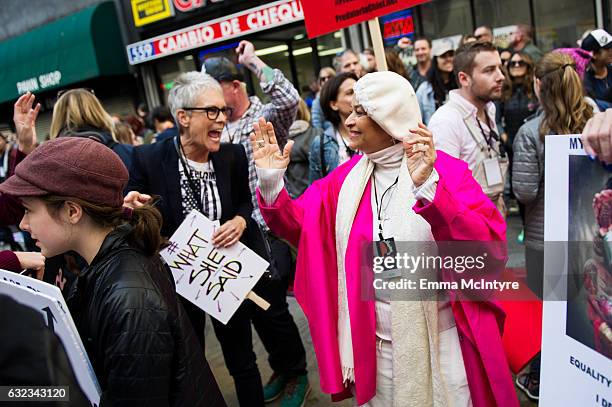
[0,137,128,207]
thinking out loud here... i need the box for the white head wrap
[353,71,422,141]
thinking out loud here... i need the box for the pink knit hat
[555,48,593,79]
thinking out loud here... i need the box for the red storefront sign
[126,0,303,64]
[173,0,225,13]
[300,0,428,39]
[383,14,414,40]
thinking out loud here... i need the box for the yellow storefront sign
[131,0,174,27]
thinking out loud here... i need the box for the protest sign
[540,136,612,406]
[161,210,269,324]
[0,269,101,406]
[300,0,428,39]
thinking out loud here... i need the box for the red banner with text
[300,0,428,38]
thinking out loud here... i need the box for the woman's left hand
[213,216,247,248]
[403,123,437,187]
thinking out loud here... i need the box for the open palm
[13,92,40,153]
[249,117,293,169]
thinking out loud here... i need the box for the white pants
[357,327,472,407]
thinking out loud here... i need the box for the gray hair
[333,49,358,72]
[168,71,222,123]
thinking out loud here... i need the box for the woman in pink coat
[251,71,518,407]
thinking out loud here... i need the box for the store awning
[0,1,128,104]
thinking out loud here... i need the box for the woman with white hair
[128,71,268,406]
[252,71,518,406]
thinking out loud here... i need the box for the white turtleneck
[366,143,440,341]
[255,145,440,342]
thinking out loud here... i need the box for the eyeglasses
[182,106,232,120]
[510,60,527,67]
[319,75,333,83]
[501,58,509,65]
[57,88,95,98]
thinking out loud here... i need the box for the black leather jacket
[66,226,226,406]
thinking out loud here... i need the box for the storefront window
[156,55,197,103]
[252,29,342,102]
[316,31,344,68]
[473,0,531,42]
[419,0,473,40]
[533,0,595,51]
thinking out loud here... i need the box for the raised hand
[403,123,436,187]
[123,191,152,208]
[13,92,41,154]
[582,109,612,163]
[249,117,293,170]
[236,40,257,66]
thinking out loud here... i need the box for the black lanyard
[372,174,399,240]
[338,130,356,157]
[475,115,493,153]
[174,135,204,213]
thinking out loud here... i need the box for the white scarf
[335,144,448,406]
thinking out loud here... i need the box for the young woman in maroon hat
[0,136,226,407]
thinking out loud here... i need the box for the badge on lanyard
[483,157,503,186]
[375,235,401,278]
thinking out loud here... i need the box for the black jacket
[65,227,226,407]
[127,137,252,238]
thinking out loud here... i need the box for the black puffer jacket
[66,226,226,407]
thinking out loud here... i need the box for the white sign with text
[161,210,269,324]
[0,269,101,406]
[540,136,612,406]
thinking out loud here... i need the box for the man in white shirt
[428,41,508,214]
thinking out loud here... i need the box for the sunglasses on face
[56,88,95,99]
[510,60,527,67]
[501,58,509,65]
[182,106,233,120]
[319,76,332,83]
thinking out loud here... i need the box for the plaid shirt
[228,68,299,231]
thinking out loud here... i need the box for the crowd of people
[0,22,611,407]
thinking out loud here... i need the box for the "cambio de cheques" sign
[126,0,303,65]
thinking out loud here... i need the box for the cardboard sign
[126,0,303,64]
[300,0,428,39]
[161,210,269,324]
[0,269,101,406]
[540,136,612,405]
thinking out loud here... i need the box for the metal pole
[287,41,300,93]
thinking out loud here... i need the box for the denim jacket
[308,126,339,183]
[416,81,436,125]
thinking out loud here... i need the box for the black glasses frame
[183,106,232,120]
[509,61,528,67]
